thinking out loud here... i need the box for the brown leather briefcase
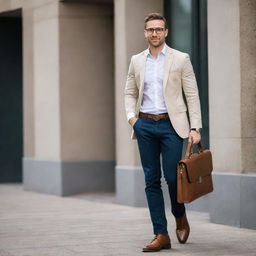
[177,141,213,203]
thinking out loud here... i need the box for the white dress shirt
[127,44,168,121]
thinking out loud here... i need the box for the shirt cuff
[127,112,136,122]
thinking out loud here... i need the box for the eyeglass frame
[144,27,166,35]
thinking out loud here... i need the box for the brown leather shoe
[142,234,171,252]
[175,213,190,244]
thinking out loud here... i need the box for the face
[144,19,168,48]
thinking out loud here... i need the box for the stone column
[23,0,62,194]
[58,2,115,194]
[23,0,115,195]
[206,0,256,229]
[240,0,256,174]
[0,0,22,13]
[23,5,35,159]
[114,0,163,206]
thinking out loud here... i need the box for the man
[124,13,202,252]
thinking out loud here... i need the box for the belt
[139,112,169,121]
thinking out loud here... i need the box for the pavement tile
[0,184,256,256]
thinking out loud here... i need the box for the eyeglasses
[145,27,165,34]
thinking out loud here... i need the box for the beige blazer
[124,45,202,140]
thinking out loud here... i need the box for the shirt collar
[161,43,167,55]
[146,43,167,57]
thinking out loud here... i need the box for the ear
[144,30,148,38]
[165,29,168,37]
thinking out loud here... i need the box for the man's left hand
[189,130,201,144]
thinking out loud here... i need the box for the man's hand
[129,117,138,127]
[189,130,201,144]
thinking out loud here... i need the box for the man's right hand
[129,117,138,127]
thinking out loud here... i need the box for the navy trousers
[133,116,185,235]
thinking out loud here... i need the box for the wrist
[190,128,201,133]
[127,112,136,122]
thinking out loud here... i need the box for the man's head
[144,13,168,48]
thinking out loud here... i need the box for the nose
[152,30,157,36]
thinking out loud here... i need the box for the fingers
[189,133,201,144]
[129,117,138,127]
[193,136,201,144]
[193,139,200,144]
[131,117,138,127]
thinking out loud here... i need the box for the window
[165,0,209,148]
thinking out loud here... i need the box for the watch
[190,128,201,133]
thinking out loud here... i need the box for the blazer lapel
[137,51,147,108]
[163,47,174,90]
[139,51,147,92]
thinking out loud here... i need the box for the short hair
[144,13,167,29]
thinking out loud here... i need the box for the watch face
[191,128,201,133]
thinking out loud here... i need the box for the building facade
[0,0,255,229]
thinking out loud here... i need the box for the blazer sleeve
[181,54,202,129]
[124,56,139,121]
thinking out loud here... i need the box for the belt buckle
[153,116,160,121]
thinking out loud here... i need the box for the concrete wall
[59,3,114,162]
[23,6,35,158]
[22,1,63,158]
[208,0,241,174]
[187,0,256,230]
[207,0,256,175]
[22,0,115,195]
[22,1,61,192]
[33,2,61,160]
[240,0,256,174]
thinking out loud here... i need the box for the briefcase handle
[185,139,203,159]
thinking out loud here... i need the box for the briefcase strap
[185,141,203,159]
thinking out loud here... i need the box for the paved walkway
[0,184,256,256]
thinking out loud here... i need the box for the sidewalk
[0,184,255,256]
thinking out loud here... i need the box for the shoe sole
[142,244,171,252]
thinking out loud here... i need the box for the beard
[148,37,165,48]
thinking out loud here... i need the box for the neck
[149,43,165,57]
